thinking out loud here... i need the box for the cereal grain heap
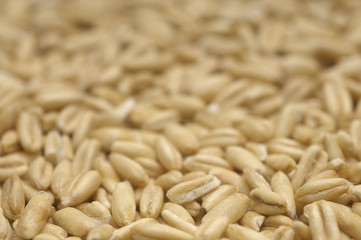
[1,0,361,239]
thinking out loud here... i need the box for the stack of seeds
[1,0,361,239]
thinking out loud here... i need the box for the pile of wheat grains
[1,0,361,239]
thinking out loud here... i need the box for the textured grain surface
[1,0,361,239]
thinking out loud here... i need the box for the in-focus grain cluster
[1,0,361,239]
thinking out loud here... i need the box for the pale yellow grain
[52,207,97,237]
[140,180,164,218]
[272,226,295,240]
[243,168,271,190]
[226,146,267,173]
[201,128,245,148]
[86,224,114,240]
[161,210,197,234]
[295,178,350,204]
[61,170,101,207]
[240,211,265,231]
[263,215,292,228]
[131,222,192,240]
[112,182,136,226]
[29,156,53,190]
[15,192,54,239]
[17,111,43,152]
[195,216,228,240]
[143,110,179,132]
[250,188,287,215]
[265,154,296,174]
[166,175,221,204]
[94,188,112,210]
[110,218,157,240]
[51,160,73,198]
[202,193,250,224]
[40,223,68,239]
[202,185,238,212]
[77,201,112,225]
[33,233,60,240]
[226,224,270,240]
[1,175,25,221]
[133,157,165,178]
[271,171,296,218]
[197,146,224,158]
[94,155,120,193]
[182,200,202,218]
[163,202,194,224]
[164,124,200,155]
[0,153,28,181]
[73,111,94,148]
[184,154,232,173]
[155,136,182,171]
[238,118,274,142]
[72,139,100,174]
[1,130,20,154]
[110,153,149,187]
[111,141,156,160]
[209,167,251,195]
[155,170,183,191]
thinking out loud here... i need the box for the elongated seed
[112,182,136,226]
[52,207,97,237]
[166,175,221,204]
[110,153,149,187]
[15,192,54,239]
